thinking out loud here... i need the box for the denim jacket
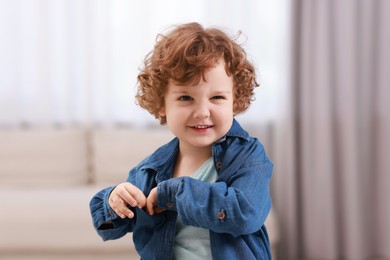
[90,119,273,259]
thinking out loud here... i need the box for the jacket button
[167,202,173,208]
[218,211,225,220]
[216,161,223,169]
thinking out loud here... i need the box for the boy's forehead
[167,66,233,92]
[169,60,229,83]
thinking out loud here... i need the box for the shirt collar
[140,118,249,172]
[215,118,250,143]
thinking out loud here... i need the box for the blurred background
[0,0,389,259]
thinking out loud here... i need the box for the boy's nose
[193,102,210,119]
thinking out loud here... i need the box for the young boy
[90,22,273,259]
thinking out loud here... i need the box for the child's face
[160,61,234,153]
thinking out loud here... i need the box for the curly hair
[136,22,259,124]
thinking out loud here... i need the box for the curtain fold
[274,0,390,259]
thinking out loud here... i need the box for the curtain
[0,0,289,129]
[273,0,390,259]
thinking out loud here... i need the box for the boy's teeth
[195,125,208,128]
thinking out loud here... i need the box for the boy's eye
[178,96,193,101]
[212,96,225,100]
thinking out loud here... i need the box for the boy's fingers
[118,188,138,207]
[110,197,135,219]
[146,187,158,215]
[125,184,147,208]
[146,199,154,216]
[116,208,134,219]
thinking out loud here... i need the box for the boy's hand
[146,187,166,215]
[109,183,146,219]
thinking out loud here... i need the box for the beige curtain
[273,0,390,259]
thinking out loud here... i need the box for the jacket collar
[140,118,249,173]
[215,118,250,143]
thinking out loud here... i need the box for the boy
[90,22,273,259]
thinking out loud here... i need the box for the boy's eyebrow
[171,90,189,94]
[171,90,232,95]
[213,90,232,94]
[210,90,232,95]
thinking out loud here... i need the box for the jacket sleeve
[157,139,273,237]
[89,186,136,241]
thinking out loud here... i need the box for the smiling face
[160,61,234,153]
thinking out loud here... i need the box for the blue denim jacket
[90,119,273,259]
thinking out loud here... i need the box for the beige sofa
[0,127,279,259]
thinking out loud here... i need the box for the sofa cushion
[0,186,134,253]
[0,129,88,187]
[91,128,174,184]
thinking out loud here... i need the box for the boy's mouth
[192,125,212,129]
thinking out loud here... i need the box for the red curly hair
[136,22,259,124]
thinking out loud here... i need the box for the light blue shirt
[173,157,217,260]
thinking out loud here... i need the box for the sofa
[0,126,279,259]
